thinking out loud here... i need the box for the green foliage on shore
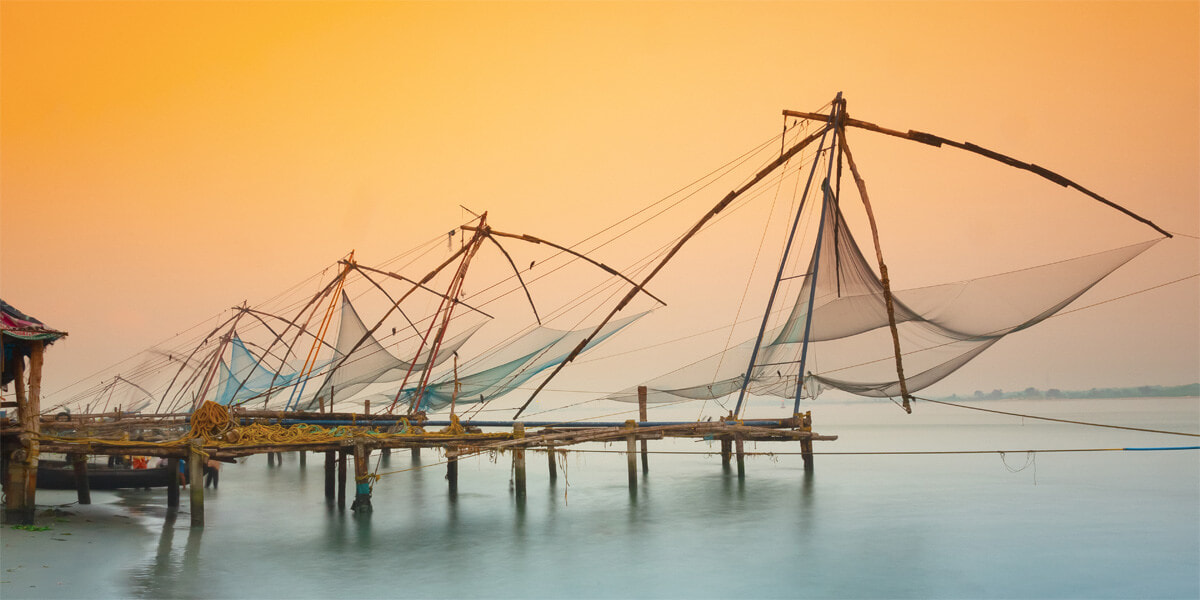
[941,383,1200,401]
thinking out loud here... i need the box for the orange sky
[2,1,1197,400]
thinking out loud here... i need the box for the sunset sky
[2,1,1197,404]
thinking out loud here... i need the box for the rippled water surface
[4,398,1197,599]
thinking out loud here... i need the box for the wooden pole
[337,449,347,509]
[513,422,526,501]
[447,448,459,494]
[299,450,306,467]
[188,444,204,527]
[5,351,29,520]
[638,386,649,474]
[268,452,276,467]
[735,435,746,478]
[625,420,638,491]
[351,443,372,513]
[24,341,43,512]
[721,438,732,467]
[546,446,557,482]
[167,457,180,509]
[324,451,335,501]
[800,411,815,471]
[69,453,91,505]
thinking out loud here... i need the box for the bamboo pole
[781,108,1172,240]
[837,123,911,412]
[514,127,830,418]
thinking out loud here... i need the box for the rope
[914,396,1199,437]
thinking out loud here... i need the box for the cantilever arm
[782,109,1172,239]
[484,234,541,325]
[461,226,669,307]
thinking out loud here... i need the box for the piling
[721,438,732,466]
[800,411,815,471]
[167,458,180,509]
[546,446,557,482]
[350,443,372,513]
[625,420,638,491]
[735,435,746,478]
[188,444,204,527]
[268,452,276,467]
[299,450,306,467]
[324,451,335,501]
[446,448,459,494]
[638,386,649,474]
[337,450,347,509]
[69,453,91,505]
[513,422,526,500]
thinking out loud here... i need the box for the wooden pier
[2,393,835,526]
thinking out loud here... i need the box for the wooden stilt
[337,450,347,509]
[268,452,276,467]
[324,451,335,501]
[638,386,649,474]
[167,457,180,509]
[69,453,91,505]
[626,420,638,491]
[350,443,372,513]
[546,446,557,482]
[188,445,204,527]
[446,448,458,494]
[5,349,33,523]
[735,435,746,478]
[24,342,43,513]
[721,438,732,466]
[412,446,421,459]
[800,411,814,471]
[513,423,526,500]
[299,450,306,467]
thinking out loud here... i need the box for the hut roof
[2,298,67,387]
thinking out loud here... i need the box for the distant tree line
[940,383,1199,401]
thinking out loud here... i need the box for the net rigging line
[911,396,1199,438]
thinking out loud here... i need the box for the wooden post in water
[546,446,557,482]
[299,450,306,467]
[625,420,638,491]
[351,443,372,513]
[324,451,335,501]
[268,452,276,467]
[412,446,421,459]
[337,449,348,509]
[800,411,814,472]
[167,457,180,509]
[69,453,91,505]
[638,386,649,474]
[446,448,458,494]
[513,422,526,500]
[734,435,746,479]
[188,444,204,527]
[721,438,732,466]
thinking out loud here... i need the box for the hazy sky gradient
[2,1,1197,401]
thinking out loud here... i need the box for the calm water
[4,398,1198,599]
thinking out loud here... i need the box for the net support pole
[625,420,638,492]
[70,453,91,505]
[793,102,843,415]
[188,443,204,527]
[167,458,181,509]
[734,113,834,418]
[837,124,912,413]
